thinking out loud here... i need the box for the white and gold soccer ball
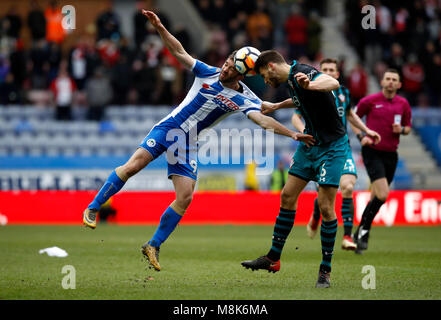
[234,46,261,76]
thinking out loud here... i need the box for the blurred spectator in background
[386,43,405,71]
[195,0,214,22]
[270,160,288,191]
[131,58,157,105]
[29,40,50,89]
[425,53,441,106]
[85,67,112,121]
[401,53,424,106]
[155,52,183,105]
[0,0,439,111]
[2,5,22,39]
[375,0,393,55]
[134,0,149,48]
[408,17,430,55]
[212,0,229,30]
[306,11,322,61]
[227,11,248,48]
[0,72,20,104]
[96,39,120,67]
[347,62,368,105]
[47,42,62,82]
[394,7,409,47]
[50,60,76,120]
[175,25,191,54]
[9,40,27,88]
[111,54,132,105]
[69,37,88,90]
[83,36,102,83]
[96,0,121,41]
[285,4,308,59]
[45,0,66,44]
[0,55,10,84]
[244,161,259,191]
[246,0,273,50]
[27,0,46,42]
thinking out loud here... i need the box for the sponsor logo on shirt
[375,104,383,108]
[338,94,346,103]
[213,94,239,111]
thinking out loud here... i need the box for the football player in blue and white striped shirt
[82,10,315,271]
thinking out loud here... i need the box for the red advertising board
[0,191,441,225]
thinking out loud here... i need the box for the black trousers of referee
[362,146,398,186]
[359,146,398,230]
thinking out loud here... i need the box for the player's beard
[270,77,281,88]
[220,73,239,85]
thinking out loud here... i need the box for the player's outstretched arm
[248,112,315,147]
[291,113,305,133]
[296,73,339,92]
[142,10,195,70]
[347,109,381,144]
[261,99,295,114]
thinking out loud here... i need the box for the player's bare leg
[316,185,338,288]
[83,148,153,229]
[142,175,196,271]
[339,174,357,250]
[242,175,307,272]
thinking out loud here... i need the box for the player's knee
[376,191,389,202]
[318,201,333,219]
[341,183,354,198]
[280,189,296,209]
[120,160,144,178]
[176,192,193,209]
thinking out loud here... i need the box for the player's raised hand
[294,72,310,89]
[261,101,277,115]
[366,129,381,144]
[293,132,316,147]
[142,10,162,28]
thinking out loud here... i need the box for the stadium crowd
[345,0,441,107]
[0,0,439,121]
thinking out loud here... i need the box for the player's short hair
[254,50,286,74]
[383,68,401,80]
[320,58,338,68]
[227,50,238,61]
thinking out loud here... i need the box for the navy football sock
[341,198,354,236]
[267,208,296,261]
[320,219,338,273]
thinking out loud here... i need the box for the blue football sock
[88,170,125,210]
[148,206,183,248]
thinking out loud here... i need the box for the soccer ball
[234,46,261,76]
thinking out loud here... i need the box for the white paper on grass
[39,246,68,257]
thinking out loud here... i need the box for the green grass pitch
[1,225,440,300]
